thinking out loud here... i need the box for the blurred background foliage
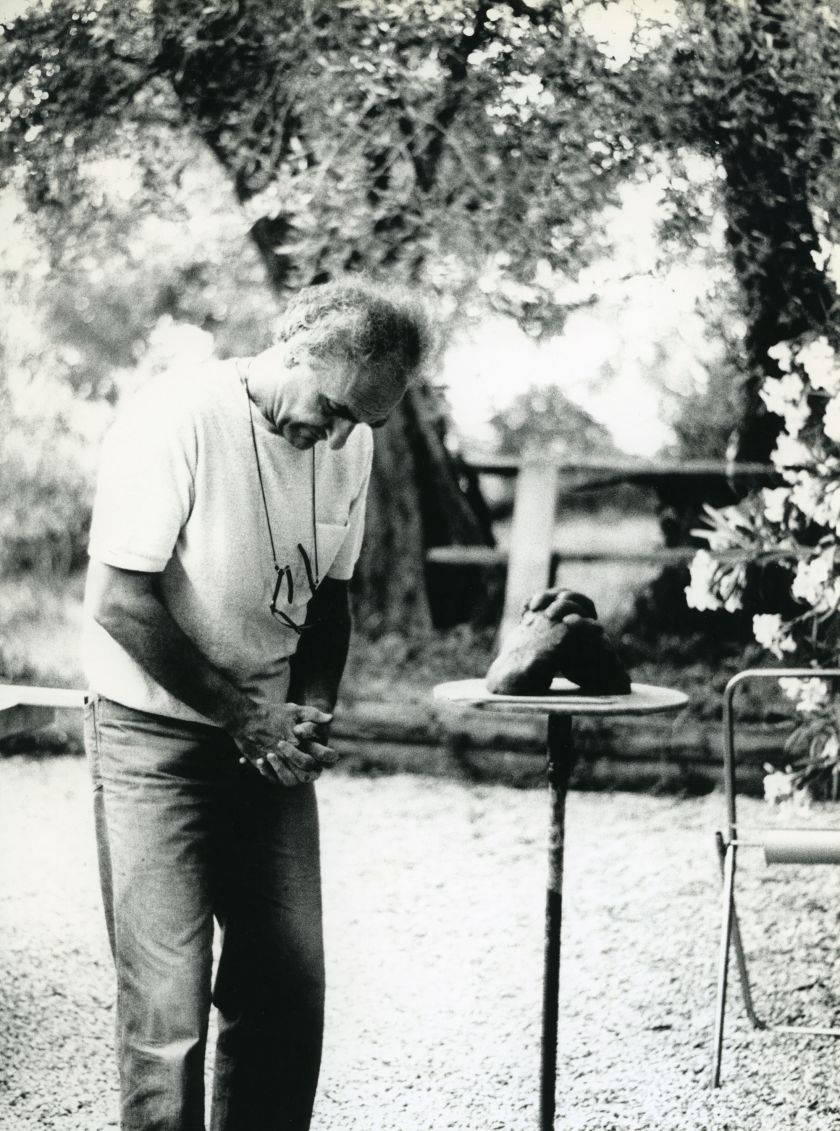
[2,0,840,700]
[488,384,623,461]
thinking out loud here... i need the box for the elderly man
[82,280,430,1131]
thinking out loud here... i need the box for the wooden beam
[0,703,57,740]
[464,454,780,479]
[0,685,85,741]
[427,546,508,567]
[427,546,697,567]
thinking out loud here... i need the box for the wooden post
[500,457,558,642]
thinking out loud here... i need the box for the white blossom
[791,548,836,608]
[760,371,803,414]
[797,336,840,394]
[761,372,811,435]
[824,393,840,444]
[828,485,840,532]
[767,340,793,372]
[761,486,788,525]
[781,469,840,531]
[763,767,795,805]
[684,549,721,611]
[790,475,827,524]
[685,550,744,612]
[771,432,811,471]
[752,613,796,658]
[779,676,830,714]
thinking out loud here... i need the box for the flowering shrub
[685,335,840,802]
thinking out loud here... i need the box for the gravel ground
[1,754,839,1131]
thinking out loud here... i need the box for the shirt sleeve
[88,380,197,573]
[328,427,374,581]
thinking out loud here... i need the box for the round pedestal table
[432,677,688,1131]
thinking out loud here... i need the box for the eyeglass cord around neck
[242,372,320,597]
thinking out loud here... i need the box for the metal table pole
[540,714,577,1131]
[431,679,687,1128]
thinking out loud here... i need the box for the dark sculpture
[485,588,631,696]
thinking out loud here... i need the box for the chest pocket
[275,521,349,610]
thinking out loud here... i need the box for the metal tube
[711,841,737,1088]
[722,679,739,836]
[763,830,840,865]
[714,831,765,1030]
[774,1024,840,1037]
[722,667,840,838]
[541,714,575,1131]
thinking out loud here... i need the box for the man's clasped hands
[233,701,337,786]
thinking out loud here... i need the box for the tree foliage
[686,332,840,798]
[488,382,622,459]
[632,0,840,460]
[6,0,840,630]
[0,0,638,629]
[0,1,635,316]
[8,1,840,433]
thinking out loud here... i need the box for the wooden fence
[427,455,778,638]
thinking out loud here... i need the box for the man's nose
[326,418,355,449]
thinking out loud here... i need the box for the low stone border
[7,699,791,796]
[333,698,790,795]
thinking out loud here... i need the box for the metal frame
[711,667,840,1087]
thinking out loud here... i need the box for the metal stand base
[431,679,688,1124]
[711,833,840,1087]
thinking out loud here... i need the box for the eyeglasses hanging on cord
[242,374,321,635]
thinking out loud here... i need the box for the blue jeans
[84,694,325,1131]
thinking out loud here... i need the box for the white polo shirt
[82,359,373,723]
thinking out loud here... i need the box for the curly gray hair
[276,279,435,394]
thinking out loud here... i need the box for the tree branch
[412,1,493,192]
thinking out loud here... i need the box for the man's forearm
[95,580,252,732]
[287,579,352,713]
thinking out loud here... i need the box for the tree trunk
[713,0,839,461]
[352,396,433,635]
[721,140,836,462]
[351,382,496,633]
